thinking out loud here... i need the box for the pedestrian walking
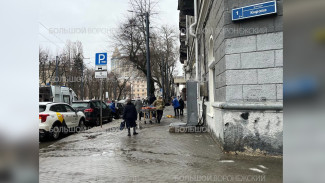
[135,97,143,121]
[123,99,138,136]
[179,97,185,116]
[172,96,180,116]
[153,96,165,123]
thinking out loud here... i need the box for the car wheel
[78,119,86,132]
[50,125,60,140]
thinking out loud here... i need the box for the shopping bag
[120,121,125,131]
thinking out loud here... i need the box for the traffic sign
[232,1,277,21]
[95,71,107,78]
[95,53,108,65]
[95,65,107,71]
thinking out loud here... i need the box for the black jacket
[123,103,137,128]
[149,96,155,105]
[179,99,185,109]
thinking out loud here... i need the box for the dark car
[71,100,113,126]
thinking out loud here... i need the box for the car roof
[73,100,103,103]
[39,102,53,105]
[39,102,70,106]
[73,100,90,103]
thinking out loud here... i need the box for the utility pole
[161,55,165,102]
[145,12,151,98]
[81,62,84,100]
[55,56,59,85]
[166,61,170,100]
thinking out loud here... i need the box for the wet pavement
[39,107,282,183]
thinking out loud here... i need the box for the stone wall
[183,0,283,155]
[223,110,283,155]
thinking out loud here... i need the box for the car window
[91,101,100,108]
[50,105,60,112]
[39,105,46,112]
[64,105,76,112]
[71,102,89,108]
[101,102,107,109]
[58,104,67,112]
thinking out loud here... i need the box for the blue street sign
[95,53,108,65]
[232,1,277,21]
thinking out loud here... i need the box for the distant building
[110,48,147,99]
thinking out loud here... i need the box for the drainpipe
[189,0,201,119]
[189,0,198,81]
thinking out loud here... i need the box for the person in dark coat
[149,94,156,105]
[179,97,185,116]
[123,99,138,136]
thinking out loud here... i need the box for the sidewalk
[39,106,282,183]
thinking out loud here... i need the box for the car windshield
[39,105,46,112]
[71,102,89,108]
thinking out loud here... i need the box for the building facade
[111,48,148,99]
[178,0,283,155]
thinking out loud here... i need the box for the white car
[39,102,86,140]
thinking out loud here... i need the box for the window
[101,102,107,109]
[64,105,76,112]
[58,105,67,112]
[71,102,89,108]
[50,104,66,112]
[208,36,215,114]
[208,36,214,64]
[39,105,46,112]
[50,105,60,112]
[91,101,101,108]
[63,95,70,104]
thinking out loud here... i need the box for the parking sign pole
[100,78,103,128]
[95,52,107,129]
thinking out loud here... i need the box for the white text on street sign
[232,1,277,21]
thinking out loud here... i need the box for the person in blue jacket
[172,96,180,116]
[110,100,117,118]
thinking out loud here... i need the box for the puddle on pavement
[82,133,103,139]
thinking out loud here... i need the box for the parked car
[39,102,86,140]
[71,100,113,126]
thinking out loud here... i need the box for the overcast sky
[39,0,182,75]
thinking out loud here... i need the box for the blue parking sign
[95,53,107,65]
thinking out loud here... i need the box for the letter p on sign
[95,53,107,65]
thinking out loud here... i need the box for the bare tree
[110,0,161,95]
[111,0,179,98]
[39,47,49,85]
